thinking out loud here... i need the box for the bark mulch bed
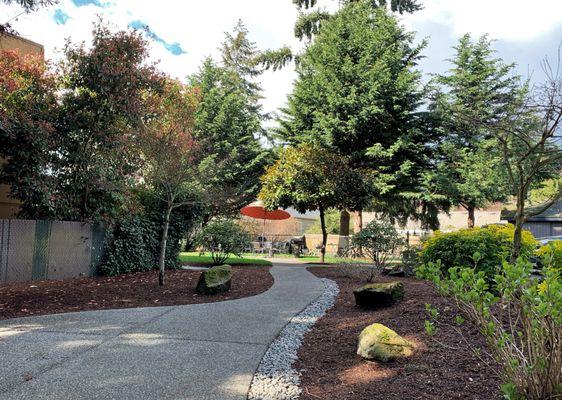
[0,266,272,321]
[297,267,502,400]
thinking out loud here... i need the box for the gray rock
[357,323,413,362]
[195,264,232,295]
[353,281,404,308]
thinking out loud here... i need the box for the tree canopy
[257,0,422,70]
[259,144,367,262]
[427,34,522,227]
[277,3,442,227]
[190,22,271,220]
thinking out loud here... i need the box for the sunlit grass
[178,252,273,266]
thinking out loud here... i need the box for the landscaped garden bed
[0,266,273,321]
[296,267,502,400]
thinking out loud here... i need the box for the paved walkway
[0,264,324,400]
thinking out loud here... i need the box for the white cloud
[2,0,562,118]
[403,0,562,42]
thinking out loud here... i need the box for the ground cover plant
[417,255,561,399]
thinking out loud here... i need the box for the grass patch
[178,252,273,267]
[240,253,374,265]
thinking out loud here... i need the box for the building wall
[0,34,45,218]
[0,33,44,56]
[523,222,562,238]
[239,216,316,239]
[362,209,502,232]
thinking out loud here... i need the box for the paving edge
[247,278,339,400]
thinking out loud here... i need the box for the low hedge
[99,189,203,276]
[536,240,562,269]
[419,224,537,278]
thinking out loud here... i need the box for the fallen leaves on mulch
[297,268,502,400]
[0,266,273,320]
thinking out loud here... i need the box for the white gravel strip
[248,278,339,400]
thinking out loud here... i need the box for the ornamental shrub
[99,188,203,276]
[419,224,537,278]
[536,240,562,270]
[351,219,404,271]
[195,219,250,265]
[417,255,561,400]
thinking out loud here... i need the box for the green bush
[351,219,404,270]
[417,255,561,399]
[536,240,562,270]
[99,188,203,276]
[419,224,537,278]
[195,219,250,265]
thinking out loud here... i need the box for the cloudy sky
[2,0,562,122]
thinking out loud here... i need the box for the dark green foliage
[1,21,162,223]
[190,22,270,219]
[419,224,538,279]
[54,22,161,223]
[426,34,521,225]
[99,189,203,276]
[278,4,442,227]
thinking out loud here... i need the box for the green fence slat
[89,223,106,277]
[32,220,50,280]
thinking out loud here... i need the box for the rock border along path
[0,263,324,400]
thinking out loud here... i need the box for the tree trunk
[511,192,526,262]
[353,209,363,233]
[339,210,350,236]
[158,204,173,286]
[319,206,327,264]
[467,205,475,228]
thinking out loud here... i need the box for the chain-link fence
[0,219,105,284]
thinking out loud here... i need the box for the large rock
[353,282,404,308]
[357,323,414,362]
[196,265,232,295]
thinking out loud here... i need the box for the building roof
[501,200,562,222]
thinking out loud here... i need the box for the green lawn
[235,252,374,265]
[178,252,273,267]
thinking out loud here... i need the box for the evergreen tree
[427,34,521,227]
[257,0,422,70]
[190,22,270,220]
[278,3,442,227]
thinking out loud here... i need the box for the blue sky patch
[71,0,109,8]
[53,8,70,25]
[129,20,186,56]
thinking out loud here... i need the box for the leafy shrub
[350,219,404,270]
[195,220,250,265]
[417,254,561,400]
[536,240,562,270]
[401,245,421,276]
[420,224,537,278]
[99,188,203,276]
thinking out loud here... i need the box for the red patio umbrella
[240,204,291,220]
[240,201,290,246]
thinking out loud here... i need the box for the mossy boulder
[196,265,232,295]
[353,281,404,308]
[357,323,414,362]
